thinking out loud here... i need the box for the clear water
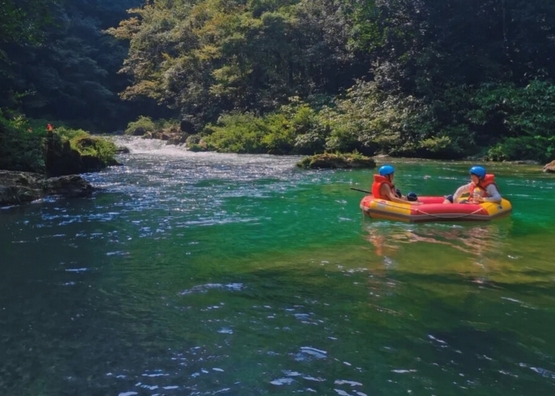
[1,137,555,395]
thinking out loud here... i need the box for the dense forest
[2,0,555,168]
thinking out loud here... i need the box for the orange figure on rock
[46,123,54,132]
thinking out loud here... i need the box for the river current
[1,136,555,395]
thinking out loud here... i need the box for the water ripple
[179,283,245,296]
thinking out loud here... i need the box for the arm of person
[482,184,502,203]
[381,184,422,205]
[452,183,471,202]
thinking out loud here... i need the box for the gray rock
[0,171,94,206]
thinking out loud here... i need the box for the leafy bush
[125,116,156,136]
[203,112,268,153]
[485,136,555,163]
[318,81,412,156]
[271,100,324,154]
[53,126,89,141]
[405,125,476,159]
[468,80,555,162]
[200,99,327,154]
[71,135,117,164]
[0,114,46,173]
[294,130,328,154]
[470,80,555,141]
[260,113,296,154]
[42,125,117,165]
[0,112,118,175]
[166,79,555,160]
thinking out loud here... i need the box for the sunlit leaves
[109,0,361,125]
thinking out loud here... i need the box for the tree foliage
[0,0,58,46]
[108,0,365,127]
[0,113,47,173]
[0,0,146,131]
[353,0,555,97]
[3,0,555,162]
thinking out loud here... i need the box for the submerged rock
[0,171,94,206]
[296,153,376,169]
[143,129,189,145]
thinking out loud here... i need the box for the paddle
[350,187,371,194]
[350,186,401,196]
[350,187,419,202]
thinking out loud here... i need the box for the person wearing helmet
[371,164,422,205]
[443,165,502,204]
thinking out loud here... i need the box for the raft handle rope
[413,206,486,220]
[366,200,492,220]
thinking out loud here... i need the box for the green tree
[0,0,57,46]
[1,0,146,131]
[352,0,555,98]
[0,0,60,108]
[109,0,366,126]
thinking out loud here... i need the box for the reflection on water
[362,219,554,291]
[2,138,555,395]
[366,221,510,257]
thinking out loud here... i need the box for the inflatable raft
[360,195,512,222]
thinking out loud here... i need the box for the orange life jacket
[371,174,395,199]
[469,174,497,199]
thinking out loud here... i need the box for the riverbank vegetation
[296,152,376,169]
[2,0,555,169]
[0,0,133,174]
[0,113,117,175]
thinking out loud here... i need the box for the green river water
[1,137,555,395]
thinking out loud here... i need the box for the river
[1,136,555,395]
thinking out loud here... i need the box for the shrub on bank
[486,136,555,163]
[125,116,156,135]
[203,112,268,153]
[202,101,325,154]
[0,113,118,175]
[470,80,555,162]
[72,135,117,165]
[123,80,555,164]
[0,114,46,173]
[125,116,184,138]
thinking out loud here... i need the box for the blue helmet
[469,165,486,178]
[379,165,395,176]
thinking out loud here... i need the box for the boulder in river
[296,153,376,169]
[0,170,94,206]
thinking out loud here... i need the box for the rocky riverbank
[0,171,94,207]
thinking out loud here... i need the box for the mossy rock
[296,153,376,169]
[46,134,119,176]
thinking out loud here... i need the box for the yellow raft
[360,195,512,223]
